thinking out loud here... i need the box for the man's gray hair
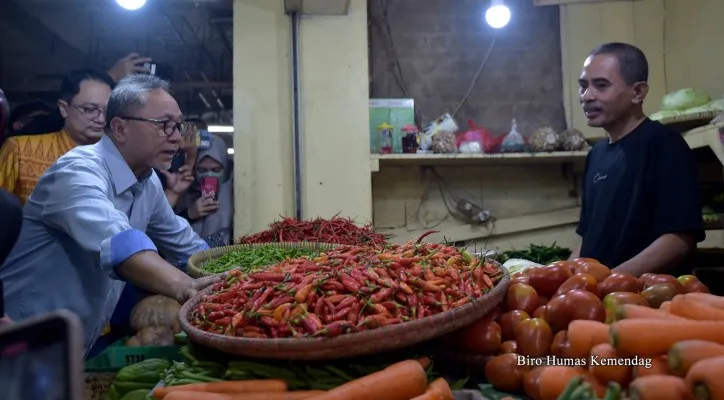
[105,74,171,129]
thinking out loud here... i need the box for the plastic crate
[85,339,183,372]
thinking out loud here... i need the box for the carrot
[660,301,672,312]
[409,390,445,400]
[670,295,724,321]
[683,293,724,310]
[609,319,724,356]
[426,378,453,400]
[162,393,234,400]
[685,356,724,400]
[668,340,724,376]
[536,366,601,400]
[589,343,632,386]
[304,359,428,400]
[628,375,689,400]
[567,320,609,358]
[152,380,287,399]
[416,356,432,370]
[634,356,670,378]
[615,304,684,321]
[228,392,325,400]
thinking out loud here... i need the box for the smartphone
[200,176,219,201]
[0,310,84,400]
[142,62,157,76]
[169,151,186,173]
[198,129,211,150]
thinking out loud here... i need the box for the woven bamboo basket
[179,262,510,361]
[659,111,720,133]
[187,242,340,278]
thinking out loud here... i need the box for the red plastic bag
[457,120,498,153]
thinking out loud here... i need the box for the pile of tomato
[440,257,712,399]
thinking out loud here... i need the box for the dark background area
[0,0,565,132]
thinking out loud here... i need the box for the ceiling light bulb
[116,0,146,11]
[485,1,511,29]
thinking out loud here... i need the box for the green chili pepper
[203,245,320,273]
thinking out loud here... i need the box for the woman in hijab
[179,134,234,248]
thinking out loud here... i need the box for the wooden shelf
[684,123,724,166]
[370,151,589,172]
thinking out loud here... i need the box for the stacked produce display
[650,88,724,121]
[83,217,724,400]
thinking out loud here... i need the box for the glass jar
[401,124,419,153]
[376,122,393,154]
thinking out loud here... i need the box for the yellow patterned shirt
[0,130,77,205]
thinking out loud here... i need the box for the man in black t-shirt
[570,42,704,276]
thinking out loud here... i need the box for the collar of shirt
[98,135,152,195]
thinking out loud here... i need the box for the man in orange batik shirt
[0,69,115,204]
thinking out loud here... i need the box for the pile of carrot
[151,357,454,400]
[524,292,724,400]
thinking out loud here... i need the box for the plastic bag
[456,120,497,153]
[500,119,526,153]
[431,131,458,153]
[559,128,586,151]
[529,126,560,152]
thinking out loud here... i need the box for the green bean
[203,245,320,273]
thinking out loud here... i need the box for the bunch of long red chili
[237,216,389,247]
[189,241,503,339]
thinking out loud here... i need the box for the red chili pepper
[370,287,395,303]
[416,230,440,244]
[215,317,231,326]
[252,287,274,311]
[338,273,361,292]
[301,313,324,333]
[314,297,326,316]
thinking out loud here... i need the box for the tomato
[498,310,530,341]
[511,275,530,285]
[550,330,569,357]
[677,274,699,290]
[543,294,570,332]
[523,366,545,400]
[500,340,518,354]
[555,273,600,297]
[515,318,554,357]
[528,265,573,297]
[504,283,539,314]
[484,353,528,393]
[598,272,639,297]
[574,262,612,282]
[687,281,710,294]
[637,273,656,291]
[533,305,547,319]
[602,292,648,323]
[549,260,578,274]
[457,319,502,354]
[643,274,685,294]
[562,289,606,322]
[640,283,679,308]
[573,257,600,266]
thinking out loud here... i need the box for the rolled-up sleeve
[38,161,157,279]
[145,177,208,269]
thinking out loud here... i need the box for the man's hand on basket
[174,272,228,304]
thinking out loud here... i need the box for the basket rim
[179,261,510,350]
[658,110,720,125]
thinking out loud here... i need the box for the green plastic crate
[85,339,183,372]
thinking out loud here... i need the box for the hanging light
[485,0,511,29]
[116,0,147,11]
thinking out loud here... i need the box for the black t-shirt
[577,118,705,269]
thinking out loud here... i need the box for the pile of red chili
[189,241,503,339]
[237,216,389,247]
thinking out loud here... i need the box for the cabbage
[709,98,724,111]
[684,105,714,114]
[661,88,711,111]
[649,110,681,121]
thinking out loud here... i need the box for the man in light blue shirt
[0,74,219,356]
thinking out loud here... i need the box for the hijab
[185,135,234,244]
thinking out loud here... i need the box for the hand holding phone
[188,194,220,220]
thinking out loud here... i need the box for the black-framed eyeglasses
[118,116,191,137]
[71,103,106,119]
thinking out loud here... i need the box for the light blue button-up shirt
[0,135,209,356]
